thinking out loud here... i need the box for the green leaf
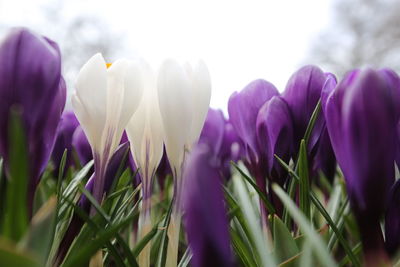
[231,162,276,214]
[155,199,173,267]
[232,174,276,267]
[339,242,361,267]
[276,155,360,267]
[132,222,159,257]
[21,196,57,265]
[298,140,310,220]
[282,100,321,228]
[303,100,321,146]
[299,240,314,267]
[59,196,127,267]
[230,228,257,267]
[61,211,136,267]
[273,184,336,267]
[2,109,29,242]
[77,184,139,267]
[177,248,192,267]
[0,239,40,267]
[273,215,299,263]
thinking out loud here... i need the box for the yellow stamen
[106,63,112,68]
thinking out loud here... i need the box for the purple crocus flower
[55,142,130,265]
[322,68,400,264]
[72,126,92,166]
[385,179,400,256]
[183,143,233,267]
[256,95,293,185]
[199,109,243,179]
[0,28,66,209]
[228,79,279,165]
[311,127,336,182]
[51,111,79,176]
[282,65,328,154]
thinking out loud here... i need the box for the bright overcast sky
[0,0,332,112]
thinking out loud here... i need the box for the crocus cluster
[4,26,400,267]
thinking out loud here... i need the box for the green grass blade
[298,140,310,220]
[273,215,299,263]
[232,174,276,267]
[61,211,136,267]
[231,162,276,214]
[2,109,29,241]
[273,184,336,267]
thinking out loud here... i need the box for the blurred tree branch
[306,0,400,77]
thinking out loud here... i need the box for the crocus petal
[199,108,225,157]
[157,59,192,170]
[183,144,233,267]
[51,111,79,175]
[342,69,399,214]
[256,95,293,183]
[311,126,336,182]
[228,79,279,163]
[72,53,107,151]
[187,60,212,146]
[72,126,92,166]
[385,179,400,255]
[0,28,65,209]
[105,59,144,154]
[282,65,328,153]
[324,68,400,260]
[126,60,164,184]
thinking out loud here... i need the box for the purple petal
[0,28,65,208]
[228,79,279,163]
[282,65,328,153]
[256,96,293,184]
[183,144,233,267]
[51,111,79,176]
[72,126,92,166]
[199,108,225,156]
[385,179,400,255]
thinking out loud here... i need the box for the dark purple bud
[51,111,79,176]
[183,144,233,267]
[311,126,336,182]
[323,68,400,260]
[199,109,244,179]
[199,109,225,157]
[55,142,130,264]
[282,66,328,153]
[72,126,92,166]
[228,79,279,164]
[155,146,171,191]
[385,180,400,255]
[256,96,293,185]
[0,28,66,208]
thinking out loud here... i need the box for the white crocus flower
[125,60,164,267]
[157,59,211,174]
[157,59,211,267]
[72,53,143,205]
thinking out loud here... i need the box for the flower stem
[166,166,183,267]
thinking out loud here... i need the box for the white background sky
[0,0,333,112]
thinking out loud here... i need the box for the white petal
[157,59,192,169]
[74,53,108,151]
[187,60,212,146]
[121,60,145,130]
[126,61,163,177]
[104,58,130,152]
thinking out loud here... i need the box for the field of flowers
[0,27,399,267]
